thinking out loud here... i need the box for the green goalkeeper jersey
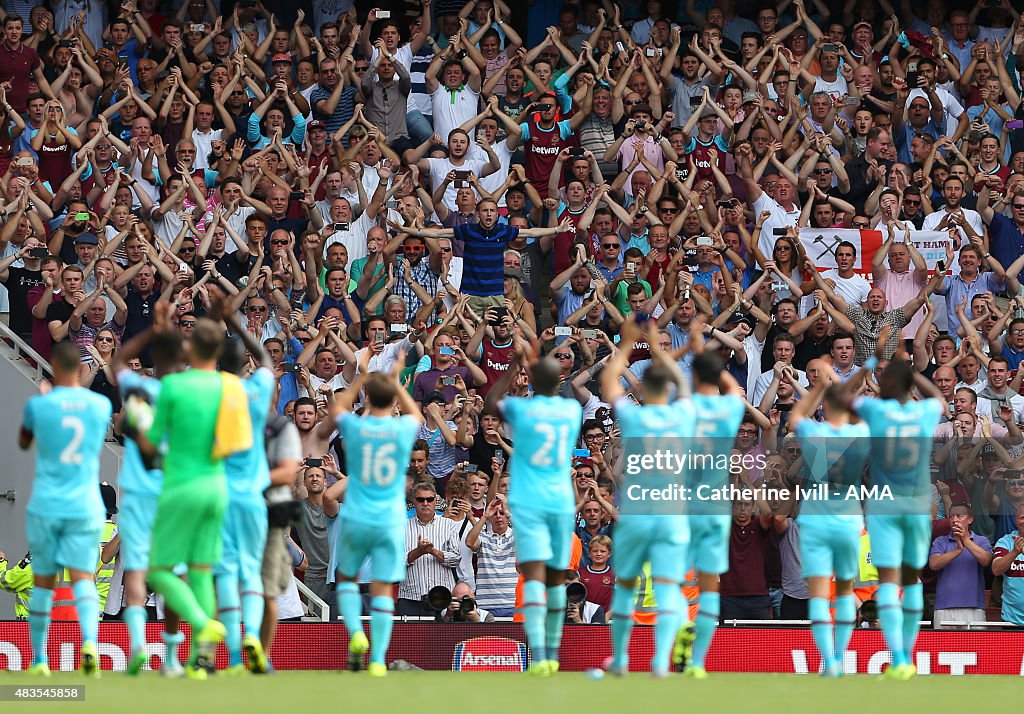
[148,369,225,486]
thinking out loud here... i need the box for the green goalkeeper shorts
[149,479,228,568]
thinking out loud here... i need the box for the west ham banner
[798,228,953,276]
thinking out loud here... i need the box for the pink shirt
[617,135,664,196]
[876,268,927,338]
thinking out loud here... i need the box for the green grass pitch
[2,671,1019,713]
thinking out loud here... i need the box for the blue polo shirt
[988,213,1024,273]
[454,222,518,297]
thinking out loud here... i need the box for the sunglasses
[95,336,115,343]
[852,222,871,228]
[659,206,679,213]
[602,243,620,248]
[180,320,197,327]
[814,168,832,175]
[1013,204,1024,209]
[1008,479,1024,487]
[440,247,452,253]
[553,353,573,359]
[415,496,436,503]
[179,244,195,251]
[271,239,289,245]
[624,99,642,105]
[539,104,555,110]
[248,305,268,312]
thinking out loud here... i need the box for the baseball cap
[852,20,872,30]
[308,119,326,131]
[742,91,760,104]
[75,233,99,245]
[100,482,118,515]
[425,391,447,405]
[699,107,717,119]
[271,53,292,64]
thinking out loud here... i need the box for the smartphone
[487,307,507,326]
[771,282,787,291]
[936,259,946,272]
[118,55,129,67]
[190,23,205,33]
[626,261,637,272]
[289,191,305,200]
[568,146,584,156]
[15,157,32,167]
[333,222,350,231]
[554,326,573,337]
[385,198,400,209]
[776,403,793,412]
[305,457,322,467]
[439,346,456,355]
[582,329,598,339]
[441,376,457,386]
[178,263,188,273]
[74,212,90,221]
[843,96,859,106]
[772,228,788,236]
[494,449,505,464]
[1006,470,1021,479]
[689,95,702,108]
[645,47,656,57]
[29,247,49,258]
[465,463,478,473]
[574,448,591,458]
[373,332,385,345]
[1009,120,1024,130]
[453,170,469,180]
[58,39,74,48]
[716,199,736,208]
[390,323,409,333]
[378,9,391,18]
[281,362,302,373]
[821,43,839,53]
[454,180,470,189]
[906,71,920,86]
[696,236,714,247]
[615,42,625,53]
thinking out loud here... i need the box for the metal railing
[295,578,330,622]
[0,321,51,382]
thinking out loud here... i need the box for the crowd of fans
[6,0,1024,628]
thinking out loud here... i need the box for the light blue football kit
[215,367,276,667]
[334,410,420,668]
[23,385,112,666]
[608,395,693,674]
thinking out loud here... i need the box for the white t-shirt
[427,156,488,212]
[323,211,375,263]
[753,192,802,259]
[907,86,964,136]
[430,85,481,146]
[468,139,514,205]
[820,269,871,306]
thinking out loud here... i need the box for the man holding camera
[441,582,494,622]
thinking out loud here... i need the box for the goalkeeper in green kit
[127,314,253,679]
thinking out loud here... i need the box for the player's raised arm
[601,317,641,404]
[391,352,424,424]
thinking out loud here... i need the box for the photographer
[564,570,606,624]
[441,582,494,623]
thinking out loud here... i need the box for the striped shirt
[455,222,518,297]
[474,526,517,611]
[418,420,462,482]
[398,514,461,600]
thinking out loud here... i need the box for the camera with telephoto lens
[566,581,588,605]
[451,595,477,621]
[264,485,303,527]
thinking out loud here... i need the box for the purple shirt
[412,365,472,403]
[930,533,992,610]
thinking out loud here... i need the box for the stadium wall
[0,623,1021,675]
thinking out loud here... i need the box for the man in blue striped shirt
[393,198,570,314]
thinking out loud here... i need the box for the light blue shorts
[613,515,689,581]
[513,509,575,569]
[687,514,731,575]
[119,492,158,572]
[214,499,268,587]
[336,515,406,584]
[867,513,932,569]
[26,513,102,576]
[799,515,863,580]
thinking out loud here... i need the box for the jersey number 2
[60,416,85,465]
